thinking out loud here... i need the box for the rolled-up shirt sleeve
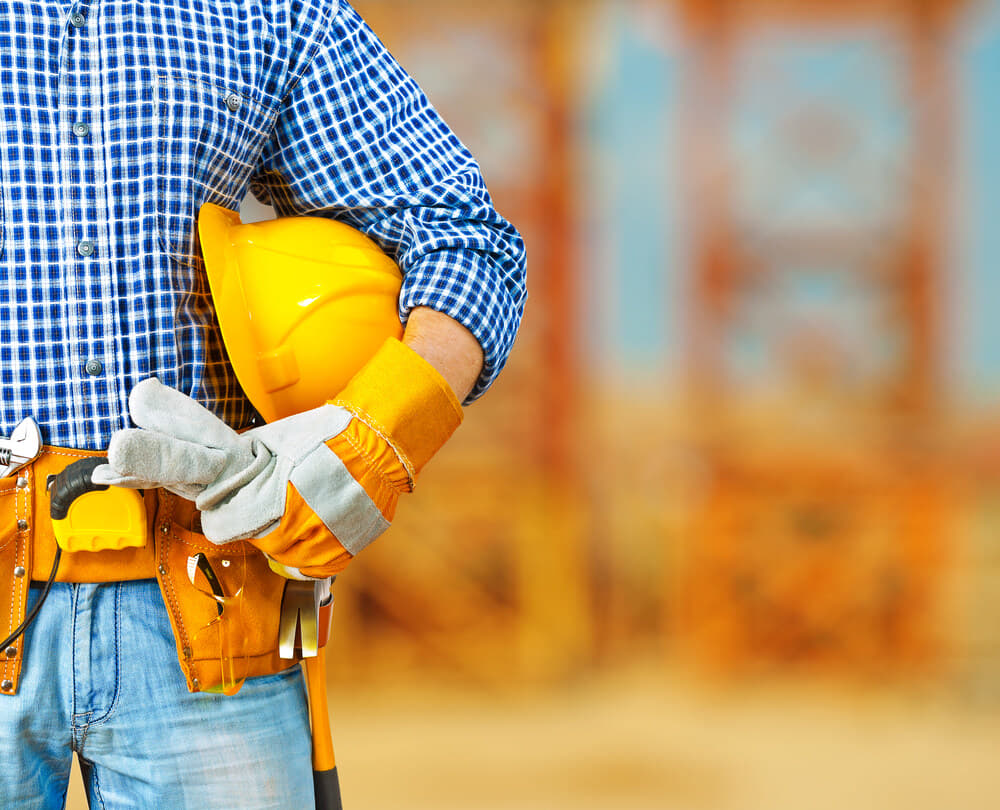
[250,0,527,402]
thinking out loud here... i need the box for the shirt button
[224,92,242,112]
[85,359,103,376]
[69,11,86,27]
[77,240,95,257]
[72,121,90,137]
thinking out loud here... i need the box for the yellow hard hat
[198,202,404,423]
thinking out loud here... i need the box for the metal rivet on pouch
[1,680,12,691]
[158,565,167,576]
[15,477,27,489]
[159,523,170,535]
[16,520,27,532]
[191,678,200,689]
[13,566,25,578]
[5,646,15,658]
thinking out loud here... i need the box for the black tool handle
[314,767,343,810]
[48,457,108,520]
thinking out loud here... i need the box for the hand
[93,339,463,578]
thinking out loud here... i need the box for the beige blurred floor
[65,663,1000,810]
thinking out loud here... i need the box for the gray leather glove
[92,377,384,548]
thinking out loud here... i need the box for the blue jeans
[0,580,315,809]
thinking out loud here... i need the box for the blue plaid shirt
[0,0,526,450]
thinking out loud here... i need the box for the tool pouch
[0,448,307,695]
[0,446,148,695]
[153,491,303,693]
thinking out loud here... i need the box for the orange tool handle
[304,651,342,809]
[305,653,335,770]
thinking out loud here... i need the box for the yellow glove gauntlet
[255,337,463,578]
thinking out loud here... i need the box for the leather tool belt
[0,447,309,696]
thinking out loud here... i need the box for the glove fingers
[106,428,228,487]
[90,464,205,501]
[196,439,274,511]
[90,463,159,490]
[128,378,240,449]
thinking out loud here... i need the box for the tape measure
[49,457,147,552]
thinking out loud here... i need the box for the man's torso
[0,0,311,448]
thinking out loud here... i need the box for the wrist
[402,306,483,402]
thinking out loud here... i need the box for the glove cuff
[331,337,463,481]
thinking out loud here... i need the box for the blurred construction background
[71,0,1000,808]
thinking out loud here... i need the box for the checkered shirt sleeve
[251,1,527,402]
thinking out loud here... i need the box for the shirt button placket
[65,4,109,402]
[68,7,96,264]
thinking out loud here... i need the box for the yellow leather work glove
[260,337,464,577]
[94,338,463,578]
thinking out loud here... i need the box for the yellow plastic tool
[49,457,147,552]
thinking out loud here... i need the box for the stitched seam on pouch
[158,496,195,683]
[3,480,25,684]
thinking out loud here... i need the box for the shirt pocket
[155,73,279,261]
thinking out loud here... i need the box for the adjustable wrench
[0,417,42,478]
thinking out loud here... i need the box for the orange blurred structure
[329,0,593,686]
[322,0,981,688]
[675,0,962,675]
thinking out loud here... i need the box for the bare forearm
[402,307,484,403]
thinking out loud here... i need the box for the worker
[0,1,526,808]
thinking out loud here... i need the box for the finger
[107,428,228,486]
[128,378,240,449]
